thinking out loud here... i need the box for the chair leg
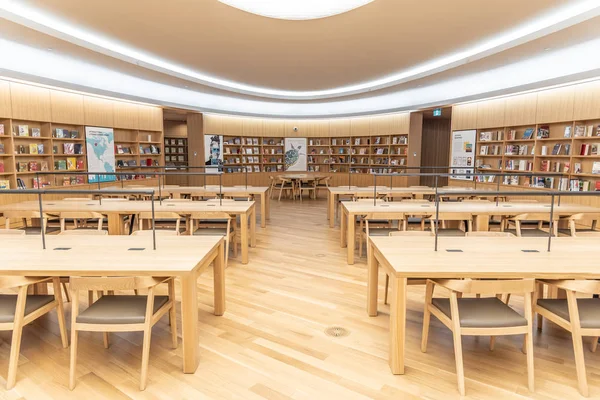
[525,332,535,392]
[69,330,78,390]
[572,331,589,397]
[140,328,152,390]
[88,290,94,306]
[421,281,434,353]
[6,324,24,390]
[358,234,363,258]
[224,236,230,267]
[62,282,71,303]
[168,280,178,349]
[452,330,466,396]
[103,332,110,349]
[384,274,389,305]
[591,338,599,353]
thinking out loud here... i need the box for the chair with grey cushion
[188,211,235,267]
[358,213,405,258]
[535,279,600,397]
[502,212,558,237]
[558,213,600,237]
[137,211,182,235]
[0,276,68,389]
[422,278,535,396]
[430,212,473,236]
[68,276,177,391]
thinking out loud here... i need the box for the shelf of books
[0,119,163,189]
[475,122,600,191]
[307,137,329,173]
[164,137,188,167]
[261,137,284,173]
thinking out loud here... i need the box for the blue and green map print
[85,126,116,183]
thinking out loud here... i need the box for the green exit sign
[433,108,442,117]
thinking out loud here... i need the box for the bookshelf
[261,137,284,173]
[164,137,188,166]
[475,122,600,191]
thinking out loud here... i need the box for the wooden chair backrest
[190,192,219,198]
[465,231,515,237]
[434,212,473,221]
[512,213,557,221]
[188,211,232,220]
[4,211,45,219]
[59,230,108,236]
[163,199,192,203]
[563,213,600,221]
[401,199,430,203]
[432,278,535,295]
[69,276,169,291]
[132,230,178,236]
[389,231,433,236]
[461,199,491,203]
[538,279,600,295]
[101,198,130,202]
[59,211,105,220]
[365,212,405,220]
[353,193,378,199]
[0,276,50,289]
[138,212,182,220]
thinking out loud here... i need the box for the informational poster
[204,134,223,174]
[85,126,116,183]
[450,129,476,181]
[284,138,307,171]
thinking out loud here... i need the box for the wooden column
[186,113,204,186]
[407,112,423,186]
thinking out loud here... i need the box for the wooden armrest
[0,276,52,289]
[537,279,600,294]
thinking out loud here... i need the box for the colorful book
[17,162,27,172]
[29,144,38,155]
[28,161,38,171]
[0,124,4,135]
[18,125,29,136]
[564,126,572,138]
[0,180,10,189]
[523,128,534,139]
[0,144,4,154]
[63,143,75,155]
[0,162,4,172]
[70,130,79,139]
[31,128,41,137]
[593,162,600,175]
[536,126,549,139]
[76,159,84,170]
[67,157,76,170]
[40,161,49,171]
[74,144,83,154]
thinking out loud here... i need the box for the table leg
[180,271,199,373]
[260,193,266,228]
[329,193,336,228]
[107,213,124,235]
[389,276,407,374]
[367,242,379,316]
[474,214,489,231]
[327,191,331,221]
[340,207,347,248]
[173,192,181,199]
[347,211,355,265]
[213,241,226,316]
[250,206,257,248]
[241,212,249,264]
[265,192,271,220]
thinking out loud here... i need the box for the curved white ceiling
[1,0,599,100]
[217,0,374,20]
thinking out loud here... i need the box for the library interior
[2,1,600,399]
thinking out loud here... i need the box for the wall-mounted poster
[85,126,116,183]
[284,138,307,171]
[450,129,476,181]
[204,134,223,174]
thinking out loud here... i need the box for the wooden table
[367,236,600,375]
[151,186,270,228]
[342,201,600,264]
[0,200,256,263]
[327,186,489,227]
[0,235,225,374]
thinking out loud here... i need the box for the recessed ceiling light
[217,0,374,20]
[46,47,52,51]
[544,47,552,51]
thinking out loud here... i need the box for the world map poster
[85,126,116,183]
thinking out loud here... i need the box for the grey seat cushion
[432,297,527,328]
[77,295,169,324]
[363,228,402,236]
[435,229,467,237]
[504,229,555,237]
[198,219,229,224]
[0,295,54,323]
[192,227,231,236]
[537,298,600,329]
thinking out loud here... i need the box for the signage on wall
[433,108,442,117]
[449,130,476,181]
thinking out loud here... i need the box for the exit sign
[433,108,442,117]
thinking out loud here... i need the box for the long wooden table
[150,186,270,228]
[0,199,256,263]
[327,186,490,227]
[367,236,600,375]
[0,235,225,374]
[342,201,600,264]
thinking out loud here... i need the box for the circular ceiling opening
[218,0,374,20]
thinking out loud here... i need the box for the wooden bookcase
[261,137,284,173]
[164,137,188,166]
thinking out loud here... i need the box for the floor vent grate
[325,326,350,338]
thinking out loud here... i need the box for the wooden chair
[267,176,277,199]
[422,278,535,395]
[359,213,405,258]
[3,210,54,234]
[274,178,295,201]
[190,191,219,201]
[131,230,179,236]
[0,276,68,389]
[430,212,473,236]
[558,213,600,237]
[315,176,331,199]
[502,213,558,237]
[535,279,600,397]
[0,229,25,236]
[401,198,431,230]
[68,276,177,391]
[187,211,235,267]
[59,211,106,232]
[465,231,515,237]
[298,179,317,201]
[137,211,182,235]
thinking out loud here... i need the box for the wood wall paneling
[305,120,330,137]
[503,92,537,126]
[476,98,506,129]
[10,82,51,121]
[49,90,84,125]
[262,119,285,137]
[0,80,12,118]
[329,119,351,137]
[113,101,139,129]
[187,113,204,186]
[284,120,308,136]
[203,114,223,134]
[221,116,243,136]
[164,120,187,138]
[407,113,424,186]
[350,117,370,136]
[573,80,600,121]
[83,96,114,127]
[451,103,478,131]
[242,118,263,137]
[138,105,163,131]
[420,117,450,186]
[536,85,575,123]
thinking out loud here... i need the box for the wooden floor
[1,198,599,399]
